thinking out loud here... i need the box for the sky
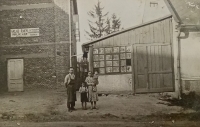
[76,0,170,55]
[76,0,146,55]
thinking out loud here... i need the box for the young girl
[85,71,98,109]
[79,82,88,110]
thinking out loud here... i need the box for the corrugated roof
[168,0,200,25]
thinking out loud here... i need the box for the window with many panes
[93,46,132,74]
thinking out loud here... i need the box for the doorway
[7,59,24,92]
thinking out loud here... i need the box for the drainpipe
[176,25,182,99]
[69,0,72,67]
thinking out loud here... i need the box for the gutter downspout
[69,0,72,67]
[176,25,182,99]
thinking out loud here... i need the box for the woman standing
[85,71,98,109]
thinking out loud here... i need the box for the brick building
[0,0,79,92]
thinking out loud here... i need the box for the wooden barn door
[7,59,24,92]
[133,44,174,93]
[134,45,148,93]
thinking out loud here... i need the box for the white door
[7,59,24,92]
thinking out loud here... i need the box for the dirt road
[0,88,198,123]
[0,121,199,127]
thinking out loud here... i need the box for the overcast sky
[76,0,170,55]
[76,0,146,54]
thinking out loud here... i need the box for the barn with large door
[82,15,174,93]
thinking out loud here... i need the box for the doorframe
[7,58,25,92]
[131,45,135,94]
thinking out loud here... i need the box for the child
[93,71,99,85]
[92,71,99,92]
[79,82,88,110]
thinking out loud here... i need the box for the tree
[85,1,108,40]
[105,18,111,34]
[85,1,122,40]
[105,14,121,34]
[111,14,121,33]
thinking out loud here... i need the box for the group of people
[64,67,99,112]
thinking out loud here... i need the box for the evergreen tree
[111,13,121,33]
[85,1,122,40]
[105,18,111,34]
[85,1,108,40]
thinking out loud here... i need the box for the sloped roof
[167,0,200,25]
[82,0,199,49]
[82,15,172,47]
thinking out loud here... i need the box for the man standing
[64,67,76,112]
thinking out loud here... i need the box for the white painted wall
[180,32,200,79]
[97,74,132,92]
[142,0,170,23]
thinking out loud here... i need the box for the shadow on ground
[152,92,200,121]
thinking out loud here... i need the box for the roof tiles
[168,0,200,25]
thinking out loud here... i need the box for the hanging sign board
[10,28,40,37]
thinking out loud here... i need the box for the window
[150,2,158,7]
[93,46,132,74]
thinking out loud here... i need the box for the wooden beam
[0,41,70,47]
[89,45,93,72]
[163,0,181,23]
[1,53,54,60]
[131,45,135,94]
[0,3,54,11]
[182,78,200,81]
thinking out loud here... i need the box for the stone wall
[54,2,70,83]
[0,8,55,45]
[24,57,56,88]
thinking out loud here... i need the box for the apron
[67,75,76,103]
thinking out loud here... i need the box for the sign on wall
[10,28,40,37]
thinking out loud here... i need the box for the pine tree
[111,13,121,33]
[105,18,111,34]
[85,1,108,40]
[85,1,122,40]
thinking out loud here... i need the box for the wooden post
[89,45,93,72]
[172,17,181,99]
[131,45,136,95]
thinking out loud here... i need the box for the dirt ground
[1,121,200,127]
[0,88,196,122]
